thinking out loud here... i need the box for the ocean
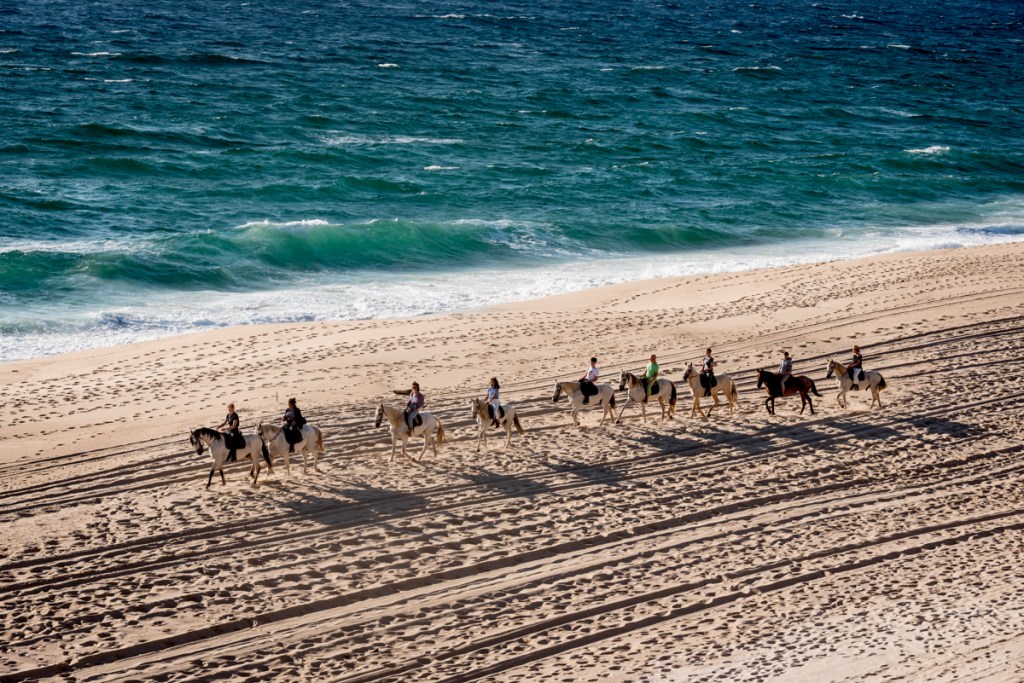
[2,0,1023,360]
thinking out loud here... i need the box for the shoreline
[2,240,1024,679]
[5,230,1024,363]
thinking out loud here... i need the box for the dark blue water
[2,0,1023,358]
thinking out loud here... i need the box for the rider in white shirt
[580,357,599,405]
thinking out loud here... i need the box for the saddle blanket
[487,405,506,421]
[648,380,661,395]
[224,431,246,450]
[699,373,718,390]
[579,382,599,397]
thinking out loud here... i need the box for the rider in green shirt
[642,354,659,402]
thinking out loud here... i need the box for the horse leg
[390,436,397,463]
[505,421,513,448]
[806,391,815,415]
[219,469,226,486]
[572,405,581,428]
[207,467,215,489]
[615,397,630,424]
[640,399,647,424]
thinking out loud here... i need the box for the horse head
[756,369,765,389]
[825,358,835,379]
[682,363,694,381]
[469,397,481,419]
[618,369,628,391]
[552,382,562,403]
[256,422,266,441]
[374,403,384,428]
[190,429,204,456]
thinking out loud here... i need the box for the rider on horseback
[579,357,599,405]
[778,351,793,390]
[642,354,659,403]
[700,348,716,397]
[486,377,501,427]
[405,382,425,435]
[850,345,864,389]
[216,403,241,462]
[283,398,307,453]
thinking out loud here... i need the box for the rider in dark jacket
[850,345,864,386]
[217,403,241,461]
[283,398,306,452]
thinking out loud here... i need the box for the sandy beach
[2,241,1024,682]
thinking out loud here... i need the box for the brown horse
[755,368,821,415]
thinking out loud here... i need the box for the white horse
[615,370,677,423]
[826,358,887,409]
[374,403,445,463]
[189,427,271,489]
[469,397,525,451]
[681,363,739,418]
[551,380,616,428]
[257,422,324,475]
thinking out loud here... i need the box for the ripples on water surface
[1,0,1023,358]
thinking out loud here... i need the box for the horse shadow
[540,455,627,489]
[453,465,553,500]
[275,482,431,533]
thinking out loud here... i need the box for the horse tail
[316,427,324,453]
[878,374,887,391]
[609,394,616,409]
[669,381,677,409]
[436,420,446,448]
[261,441,272,466]
[513,414,525,434]
[810,379,822,397]
[730,381,738,401]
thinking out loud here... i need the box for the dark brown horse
[755,369,821,415]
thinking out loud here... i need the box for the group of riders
[209,345,871,451]
[215,397,307,462]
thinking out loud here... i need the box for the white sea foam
[5,219,1024,361]
[0,48,19,54]
[236,218,331,230]
[376,63,400,68]
[733,65,782,72]
[71,51,121,57]
[104,78,134,83]
[887,44,911,50]
[905,145,950,155]
[323,134,463,146]
[424,165,459,171]
[631,65,667,71]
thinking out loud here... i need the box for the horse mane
[194,427,222,441]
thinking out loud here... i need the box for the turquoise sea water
[2,0,1023,359]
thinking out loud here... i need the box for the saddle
[284,426,304,445]
[487,405,505,421]
[699,373,718,390]
[579,381,599,398]
[405,413,423,428]
[224,431,246,451]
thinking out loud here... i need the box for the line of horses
[189,358,886,488]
